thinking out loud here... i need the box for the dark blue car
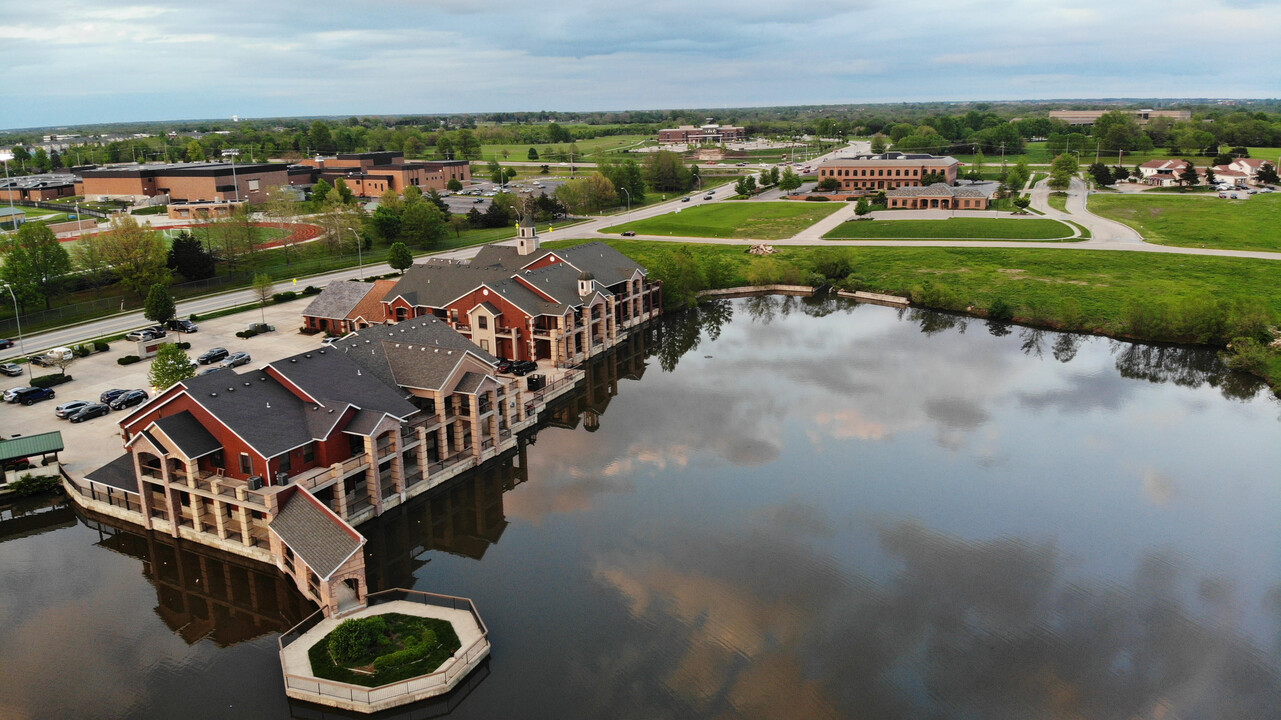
[13,387,55,406]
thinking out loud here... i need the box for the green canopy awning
[0,431,64,464]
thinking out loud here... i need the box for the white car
[4,386,32,402]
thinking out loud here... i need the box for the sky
[2,0,1279,129]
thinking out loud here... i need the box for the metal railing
[277,588,490,707]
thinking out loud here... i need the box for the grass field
[1089,192,1281,252]
[476,134,653,162]
[549,239,1281,328]
[952,142,1281,169]
[823,217,1076,240]
[1047,192,1069,213]
[601,202,840,239]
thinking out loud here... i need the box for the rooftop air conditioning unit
[276,472,290,485]
[247,475,265,491]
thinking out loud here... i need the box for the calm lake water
[2,296,1279,720]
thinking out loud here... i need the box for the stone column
[363,436,382,514]
[416,426,430,483]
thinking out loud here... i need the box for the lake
[2,296,1278,719]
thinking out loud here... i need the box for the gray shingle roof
[455,372,488,394]
[180,371,316,459]
[552,242,647,287]
[269,348,418,421]
[334,319,498,392]
[302,281,374,320]
[269,488,364,580]
[885,182,988,198]
[152,411,221,460]
[384,263,511,309]
[85,453,139,493]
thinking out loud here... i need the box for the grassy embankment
[548,239,1281,391]
[823,217,1076,240]
[599,202,840,240]
[476,133,654,162]
[1089,192,1281,253]
[952,142,1281,168]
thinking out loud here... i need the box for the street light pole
[222,149,240,203]
[0,151,16,225]
[619,187,630,214]
[349,227,363,279]
[1,283,28,380]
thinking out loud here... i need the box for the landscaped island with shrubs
[307,614,461,687]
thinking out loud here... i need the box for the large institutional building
[817,152,961,191]
[80,162,292,204]
[1048,109,1191,126]
[657,123,747,144]
[298,151,471,197]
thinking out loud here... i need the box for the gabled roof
[84,453,139,494]
[303,281,376,320]
[0,431,63,464]
[268,348,418,421]
[384,263,510,309]
[269,487,364,580]
[178,371,317,459]
[347,278,397,322]
[151,411,221,460]
[334,318,498,392]
[885,182,988,198]
[549,242,648,287]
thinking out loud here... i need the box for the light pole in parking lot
[347,227,364,279]
[619,188,630,214]
[221,149,240,203]
[1,283,29,380]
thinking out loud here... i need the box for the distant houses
[1137,157,1275,187]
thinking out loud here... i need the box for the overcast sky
[2,0,1278,129]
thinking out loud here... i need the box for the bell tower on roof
[516,196,539,256]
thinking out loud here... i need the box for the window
[248,179,260,191]
[279,453,291,472]
[211,450,224,468]
[303,443,315,463]
[239,453,252,474]
[477,315,487,329]
[480,339,489,351]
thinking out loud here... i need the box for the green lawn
[1047,192,1069,213]
[548,238,1281,330]
[1089,192,1281,252]
[601,202,840,240]
[953,142,1281,169]
[823,217,1075,240]
[475,134,654,162]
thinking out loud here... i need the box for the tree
[920,171,948,185]
[546,122,572,143]
[870,133,888,154]
[1256,163,1279,185]
[555,173,616,214]
[527,147,539,160]
[388,242,413,273]
[400,202,447,247]
[488,159,505,184]
[456,129,481,160]
[817,177,841,192]
[448,214,469,238]
[252,273,274,324]
[854,197,871,216]
[143,283,176,324]
[446,178,463,192]
[1013,197,1031,212]
[425,188,450,215]
[1178,160,1200,188]
[70,231,113,298]
[598,158,646,205]
[768,167,780,186]
[98,217,170,301]
[1203,166,1217,186]
[1048,154,1078,190]
[435,135,455,160]
[167,231,215,280]
[642,150,693,192]
[778,166,802,192]
[648,247,705,309]
[333,178,355,204]
[184,140,206,162]
[309,121,333,152]
[0,223,73,311]
[504,167,518,184]
[147,342,195,391]
[734,175,757,196]
[208,205,256,270]
[368,205,402,243]
[1088,162,1113,187]
[311,179,332,207]
[263,185,300,264]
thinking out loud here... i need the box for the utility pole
[1094,141,1101,166]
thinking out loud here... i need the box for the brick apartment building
[81,162,289,204]
[885,183,989,209]
[818,152,960,191]
[298,151,471,196]
[658,123,747,144]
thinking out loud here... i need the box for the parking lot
[2,295,334,479]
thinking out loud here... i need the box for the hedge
[30,374,72,388]
[804,195,831,201]
[327,616,389,664]
[273,291,298,303]
[93,340,109,352]
[175,341,191,350]
[235,329,258,339]
[301,285,322,296]
[117,355,141,365]
[371,628,439,673]
[7,474,61,496]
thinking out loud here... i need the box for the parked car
[69,403,111,423]
[495,359,514,373]
[509,360,538,376]
[0,338,13,350]
[681,196,690,202]
[220,352,251,368]
[198,366,226,376]
[0,363,22,377]
[13,387,55,405]
[125,328,162,342]
[108,389,148,410]
[30,347,73,367]
[473,198,485,203]
[166,319,199,333]
[99,388,129,404]
[198,347,229,365]
[5,386,32,402]
[247,322,274,333]
[55,400,93,418]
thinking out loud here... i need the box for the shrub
[71,344,91,358]
[8,473,60,496]
[299,326,321,335]
[30,374,72,388]
[327,616,389,664]
[987,298,1014,321]
[172,341,190,350]
[301,285,321,296]
[272,291,298,303]
[371,628,439,673]
[235,329,259,339]
[1223,337,1272,376]
[117,355,141,365]
[804,195,830,202]
[93,340,110,352]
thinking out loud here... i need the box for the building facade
[299,152,472,196]
[884,183,990,209]
[1049,109,1192,126]
[81,162,289,204]
[658,124,747,144]
[817,152,960,191]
